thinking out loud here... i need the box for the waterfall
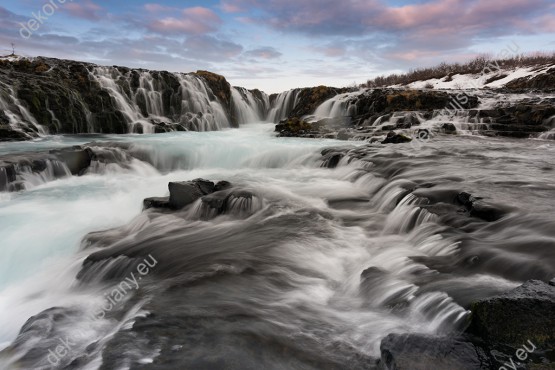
[267,89,302,122]
[0,81,48,137]
[88,67,271,132]
[90,67,157,134]
[0,58,275,138]
[176,74,231,131]
[231,87,265,124]
[313,92,355,118]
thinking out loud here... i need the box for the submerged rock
[456,191,509,222]
[381,131,412,144]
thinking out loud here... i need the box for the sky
[0,0,554,93]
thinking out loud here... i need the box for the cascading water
[0,81,47,137]
[1,57,274,139]
[1,123,553,369]
[267,88,302,122]
[231,87,269,124]
[90,67,268,133]
[175,74,231,131]
[91,67,156,134]
[313,92,357,118]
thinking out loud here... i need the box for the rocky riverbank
[274,88,555,141]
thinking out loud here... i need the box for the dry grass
[364,52,555,88]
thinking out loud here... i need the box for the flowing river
[0,123,554,369]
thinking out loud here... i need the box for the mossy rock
[275,117,313,134]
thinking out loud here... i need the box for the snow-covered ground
[392,64,555,90]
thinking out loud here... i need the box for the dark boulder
[214,180,232,192]
[51,146,93,175]
[143,197,170,210]
[0,126,28,141]
[456,192,509,222]
[321,152,344,169]
[467,280,555,348]
[168,179,216,210]
[440,122,457,134]
[194,178,216,195]
[382,131,412,144]
[379,333,489,370]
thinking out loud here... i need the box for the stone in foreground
[379,333,489,370]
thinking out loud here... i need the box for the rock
[550,278,555,287]
[214,181,232,192]
[169,181,207,210]
[167,179,219,210]
[469,200,507,222]
[0,126,28,141]
[200,192,229,214]
[382,131,412,144]
[321,152,344,169]
[379,333,489,370]
[193,178,215,195]
[440,122,457,134]
[51,147,93,175]
[275,117,313,136]
[456,192,508,222]
[143,197,170,210]
[467,280,555,347]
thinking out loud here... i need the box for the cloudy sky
[1,0,554,93]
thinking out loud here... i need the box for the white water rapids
[0,124,553,369]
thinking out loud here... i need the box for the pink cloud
[63,0,104,21]
[147,7,222,35]
[144,4,177,13]
[220,3,242,13]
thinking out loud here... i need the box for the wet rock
[215,181,232,192]
[169,179,214,210]
[382,131,412,144]
[0,126,28,141]
[143,197,170,210]
[193,178,216,195]
[379,333,489,370]
[321,152,344,169]
[167,178,223,210]
[456,192,509,222]
[201,192,228,214]
[275,117,313,136]
[440,122,457,134]
[467,280,555,348]
[51,146,93,175]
